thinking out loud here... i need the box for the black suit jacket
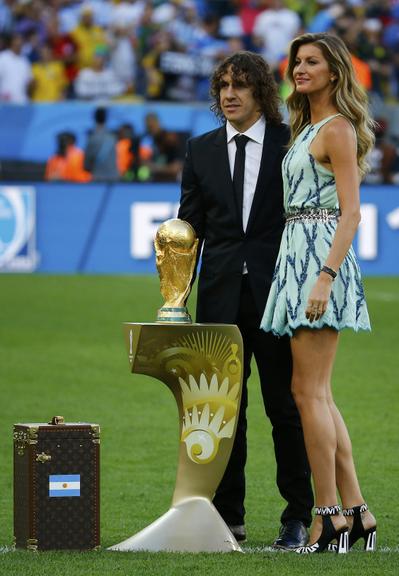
[178,122,290,323]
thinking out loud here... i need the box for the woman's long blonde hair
[286,33,375,176]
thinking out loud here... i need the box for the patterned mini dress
[260,114,371,337]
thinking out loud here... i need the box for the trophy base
[156,306,192,323]
[107,497,243,553]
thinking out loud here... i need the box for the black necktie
[233,134,250,220]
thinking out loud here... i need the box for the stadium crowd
[0,0,398,104]
[0,0,398,183]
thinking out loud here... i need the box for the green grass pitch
[0,275,398,575]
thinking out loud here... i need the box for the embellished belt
[285,208,341,224]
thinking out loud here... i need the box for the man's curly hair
[210,51,283,125]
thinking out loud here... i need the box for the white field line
[1,545,399,554]
[367,291,399,302]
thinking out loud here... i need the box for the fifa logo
[0,186,37,272]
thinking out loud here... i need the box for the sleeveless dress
[260,114,371,337]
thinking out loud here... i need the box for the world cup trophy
[108,219,244,553]
[155,218,198,323]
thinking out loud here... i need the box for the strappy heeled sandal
[295,505,348,554]
[328,503,377,552]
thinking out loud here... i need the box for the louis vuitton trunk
[13,417,100,550]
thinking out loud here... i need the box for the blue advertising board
[0,184,398,275]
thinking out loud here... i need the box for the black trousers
[213,274,313,527]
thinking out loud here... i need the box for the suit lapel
[214,126,241,228]
[246,124,280,232]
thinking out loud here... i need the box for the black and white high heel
[345,503,377,551]
[328,503,377,552]
[295,505,349,554]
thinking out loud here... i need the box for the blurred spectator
[138,112,183,181]
[167,0,202,52]
[189,13,233,100]
[331,9,373,91]
[364,0,390,21]
[285,0,318,28]
[193,13,229,58]
[350,52,372,91]
[307,1,344,33]
[45,131,91,182]
[152,0,178,26]
[381,4,399,99]
[47,14,79,98]
[13,0,48,46]
[0,0,13,34]
[356,18,392,99]
[84,106,119,181]
[109,0,146,29]
[116,122,141,180]
[145,5,207,101]
[58,0,85,33]
[88,0,113,28]
[205,0,235,20]
[382,7,399,52]
[45,131,69,181]
[21,28,41,63]
[331,5,362,50]
[252,0,302,70]
[63,131,92,182]
[146,29,197,101]
[0,33,33,103]
[31,42,68,101]
[364,119,399,185]
[237,0,262,44]
[136,3,225,101]
[70,4,107,70]
[74,44,125,100]
[135,2,161,97]
[109,23,137,94]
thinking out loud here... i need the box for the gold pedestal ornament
[108,219,244,553]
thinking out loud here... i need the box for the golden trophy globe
[155,218,198,323]
[108,219,244,553]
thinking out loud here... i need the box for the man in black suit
[178,51,313,548]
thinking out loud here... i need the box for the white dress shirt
[226,115,265,273]
[226,115,265,232]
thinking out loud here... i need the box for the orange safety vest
[116,139,134,175]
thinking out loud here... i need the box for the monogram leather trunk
[13,417,100,550]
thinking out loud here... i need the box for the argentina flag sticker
[49,475,81,497]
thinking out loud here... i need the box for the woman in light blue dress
[261,33,377,553]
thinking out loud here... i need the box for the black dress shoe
[228,524,246,542]
[273,520,308,549]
